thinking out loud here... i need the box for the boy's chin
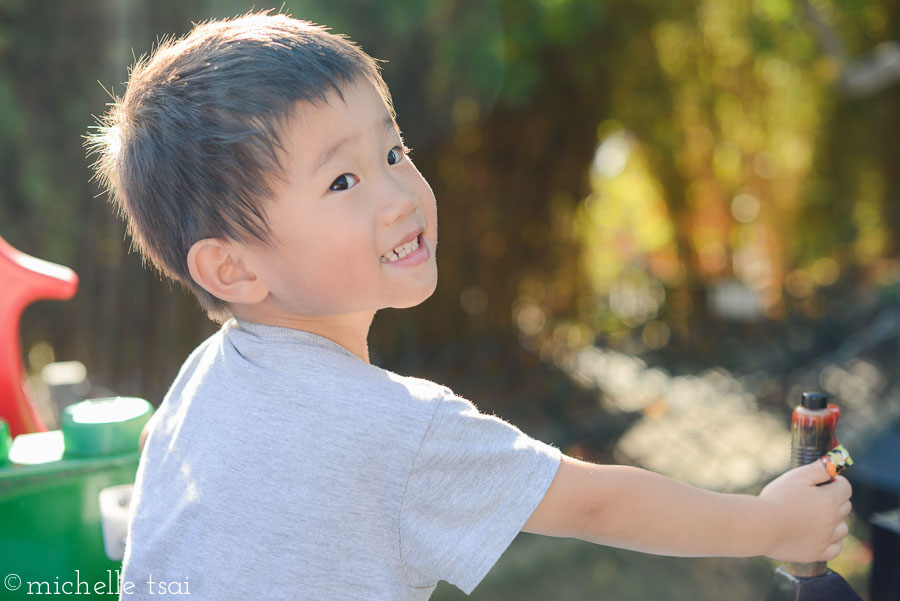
[389,279,438,310]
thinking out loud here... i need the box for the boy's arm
[522,455,852,563]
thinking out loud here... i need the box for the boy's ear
[186,239,269,305]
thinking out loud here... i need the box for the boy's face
[242,79,438,321]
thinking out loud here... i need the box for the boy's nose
[379,184,419,226]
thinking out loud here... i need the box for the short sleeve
[399,393,561,594]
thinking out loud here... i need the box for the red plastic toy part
[0,234,78,437]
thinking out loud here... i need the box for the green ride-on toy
[0,233,152,599]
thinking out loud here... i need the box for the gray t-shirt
[121,319,561,600]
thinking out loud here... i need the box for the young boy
[90,12,852,600]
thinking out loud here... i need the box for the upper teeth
[381,236,419,262]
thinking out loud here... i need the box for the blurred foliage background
[2,0,899,598]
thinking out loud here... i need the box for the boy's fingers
[797,458,833,485]
[839,500,852,518]
[833,520,849,541]
[797,458,852,489]
[832,475,852,499]
[823,541,842,560]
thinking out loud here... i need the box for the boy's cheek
[424,199,438,242]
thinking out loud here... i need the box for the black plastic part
[801,391,829,410]
[765,567,863,601]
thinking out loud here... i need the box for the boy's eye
[387,145,409,166]
[328,173,359,192]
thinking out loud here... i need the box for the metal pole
[764,392,863,601]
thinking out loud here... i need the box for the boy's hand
[758,460,852,563]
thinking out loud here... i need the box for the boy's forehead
[290,80,395,134]
[283,81,398,167]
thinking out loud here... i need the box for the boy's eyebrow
[384,114,400,136]
[312,115,398,175]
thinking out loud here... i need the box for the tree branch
[797,0,900,98]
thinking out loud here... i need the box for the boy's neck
[231,307,374,363]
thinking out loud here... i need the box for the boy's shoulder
[225,318,450,388]
[165,318,455,423]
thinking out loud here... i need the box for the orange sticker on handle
[821,444,853,478]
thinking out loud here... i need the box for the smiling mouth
[380,234,422,263]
